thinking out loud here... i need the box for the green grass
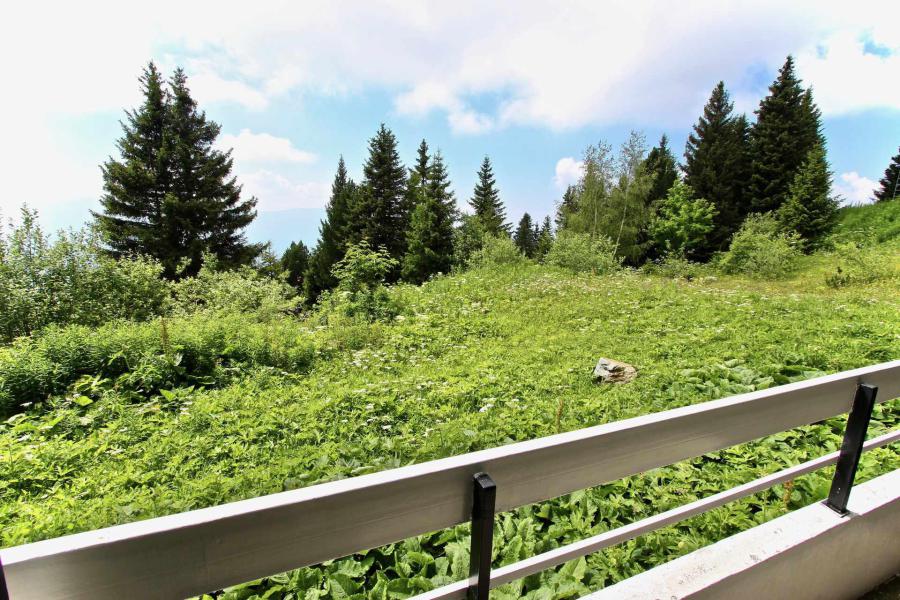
[1,257,898,598]
[2,202,899,598]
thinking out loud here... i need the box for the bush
[716,214,802,279]
[0,208,168,342]
[544,231,621,274]
[323,241,402,322]
[648,181,717,258]
[169,257,298,318]
[0,313,318,418]
[643,254,706,280]
[824,242,899,288]
[470,235,527,268]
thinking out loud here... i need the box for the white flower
[479,403,494,413]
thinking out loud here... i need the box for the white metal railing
[1,360,899,600]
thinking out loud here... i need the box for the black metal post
[0,552,8,600]
[825,383,878,514]
[468,472,496,600]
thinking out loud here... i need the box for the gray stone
[592,358,637,384]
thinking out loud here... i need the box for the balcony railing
[1,360,898,600]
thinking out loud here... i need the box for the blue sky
[3,1,899,252]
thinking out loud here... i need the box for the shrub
[0,208,168,342]
[470,235,527,268]
[824,242,899,288]
[169,257,298,318]
[324,241,402,322]
[716,214,802,279]
[0,313,318,418]
[643,254,705,280]
[544,231,621,274]
[648,181,717,258]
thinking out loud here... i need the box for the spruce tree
[555,185,578,229]
[405,139,430,213]
[94,62,170,262]
[643,134,678,204]
[470,156,509,235]
[777,144,838,248]
[94,63,260,279]
[304,157,356,302]
[535,216,554,260]
[683,82,751,253]
[513,213,537,257]
[280,241,309,288]
[166,68,260,276]
[354,124,408,267]
[874,146,900,202]
[402,150,456,283]
[748,56,824,214]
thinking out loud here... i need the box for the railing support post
[825,383,878,514]
[468,472,496,600]
[0,552,9,600]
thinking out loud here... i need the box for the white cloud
[554,157,584,189]
[795,32,900,116]
[3,0,900,220]
[218,129,316,164]
[237,170,330,212]
[833,171,877,206]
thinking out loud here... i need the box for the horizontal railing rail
[1,360,899,600]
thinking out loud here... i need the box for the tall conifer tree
[469,156,509,235]
[748,56,823,214]
[405,139,431,213]
[535,216,554,260]
[304,157,356,301]
[683,82,751,252]
[555,185,578,229]
[280,241,309,288]
[354,124,408,266]
[643,134,678,204]
[777,144,838,248]
[513,212,537,257]
[402,150,456,283]
[874,146,900,202]
[95,63,259,278]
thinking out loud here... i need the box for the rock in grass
[592,358,637,384]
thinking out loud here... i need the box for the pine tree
[405,139,430,213]
[535,216,554,260]
[94,63,260,279]
[94,62,170,263]
[749,56,824,214]
[166,68,260,276]
[874,146,900,202]
[280,241,309,288]
[777,144,838,248]
[513,213,537,257]
[304,157,356,302]
[643,134,678,204]
[354,124,408,267]
[470,156,509,235]
[683,82,751,253]
[555,185,578,229]
[402,150,456,283]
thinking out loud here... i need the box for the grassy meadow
[1,208,898,599]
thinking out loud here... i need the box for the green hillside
[1,212,898,597]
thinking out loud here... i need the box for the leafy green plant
[323,241,403,323]
[824,242,898,289]
[469,235,527,268]
[544,231,621,274]
[716,213,802,278]
[648,181,717,258]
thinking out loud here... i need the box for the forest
[0,53,899,599]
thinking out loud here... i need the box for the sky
[2,1,899,252]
